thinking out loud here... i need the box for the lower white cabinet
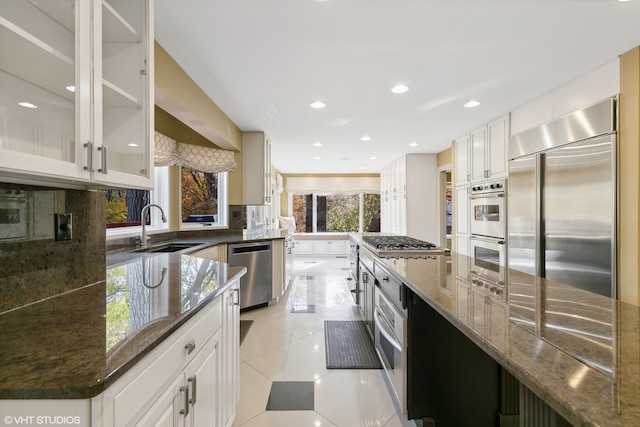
[313,240,347,255]
[292,239,313,255]
[94,274,241,427]
[135,332,221,427]
[293,239,348,256]
[100,297,223,427]
[221,280,240,427]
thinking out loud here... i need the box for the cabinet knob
[185,339,196,354]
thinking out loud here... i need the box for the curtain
[154,131,237,173]
[285,176,380,195]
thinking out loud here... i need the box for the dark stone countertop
[0,252,246,399]
[349,233,640,427]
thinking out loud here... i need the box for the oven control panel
[470,179,506,195]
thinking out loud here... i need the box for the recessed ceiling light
[18,102,38,109]
[409,142,419,147]
[310,101,326,109]
[464,100,481,108]
[66,85,76,92]
[618,0,631,2]
[314,156,321,160]
[313,142,323,147]
[370,156,377,160]
[360,136,371,141]
[391,84,410,94]
[128,143,139,147]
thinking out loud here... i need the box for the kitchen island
[0,246,246,426]
[350,233,640,426]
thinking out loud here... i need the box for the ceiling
[154,0,640,174]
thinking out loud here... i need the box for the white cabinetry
[455,135,470,185]
[0,0,153,189]
[380,154,438,243]
[271,238,285,300]
[292,239,313,255]
[470,115,510,183]
[313,240,347,255]
[221,280,240,427]
[135,332,221,427]
[455,186,470,237]
[292,237,349,256]
[470,127,487,182]
[242,132,272,205]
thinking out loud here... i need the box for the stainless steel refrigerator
[508,97,617,297]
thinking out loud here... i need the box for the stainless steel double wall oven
[469,180,507,294]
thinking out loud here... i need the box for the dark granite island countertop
[349,233,640,426]
[0,252,246,400]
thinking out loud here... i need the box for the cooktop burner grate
[361,235,444,257]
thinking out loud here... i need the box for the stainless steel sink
[134,242,204,253]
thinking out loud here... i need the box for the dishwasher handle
[229,243,271,255]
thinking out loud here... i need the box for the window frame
[288,192,379,234]
[178,169,229,231]
[106,167,170,240]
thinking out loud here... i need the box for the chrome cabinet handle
[188,376,197,406]
[98,146,108,174]
[180,385,190,416]
[84,142,94,172]
[233,288,240,306]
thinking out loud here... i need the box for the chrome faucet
[140,204,167,248]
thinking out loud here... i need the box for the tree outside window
[292,193,380,233]
[181,167,219,223]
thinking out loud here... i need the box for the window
[105,167,169,236]
[105,166,228,237]
[105,189,150,228]
[180,167,227,229]
[325,194,359,232]
[292,194,308,232]
[291,193,380,233]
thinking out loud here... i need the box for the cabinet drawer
[105,298,222,427]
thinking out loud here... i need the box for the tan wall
[437,147,452,168]
[155,44,245,205]
[619,46,640,305]
[154,42,241,152]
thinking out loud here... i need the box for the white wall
[510,60,620,135]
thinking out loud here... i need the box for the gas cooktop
[361,235,446,258]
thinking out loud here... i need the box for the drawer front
[105,298,222,427]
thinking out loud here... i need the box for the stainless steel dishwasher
[227,241,272,310]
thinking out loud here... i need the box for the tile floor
[233,256,416,427]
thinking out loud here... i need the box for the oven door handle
[469,235,505,245]
[469,193,504,200]
[374,310,402,352]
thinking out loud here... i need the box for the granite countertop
[349,233,640,426]
[0,252,246,400]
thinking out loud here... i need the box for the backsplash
[0,183,106,313]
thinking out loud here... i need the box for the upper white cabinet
[380,154,438,243]
[471,114,510,183]
[470,126,487,182]
[0,0,153,189]
[455,135,470,185]
[455,114,509,186]
[486,115,510,179]
[242,131,272,205]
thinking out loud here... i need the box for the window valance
[154,131,237,173]
[285,176,380,195]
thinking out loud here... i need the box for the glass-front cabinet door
[0,0,153,189]
[93,0,153,188]
[0,0,91,183]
